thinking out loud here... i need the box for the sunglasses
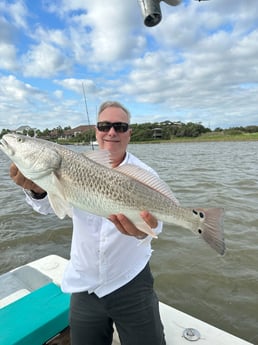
[97,121,129,133]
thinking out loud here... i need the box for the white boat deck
[0,255,254,345]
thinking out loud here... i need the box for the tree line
[1,122,258,143]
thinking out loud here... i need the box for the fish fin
[115,164,179,204]
[134,220,158,238]
[82,150,112,168]
[195,207,225,255]
[47,172,73,219]
[48,193,73,219]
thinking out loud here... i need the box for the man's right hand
[9,163,45,194]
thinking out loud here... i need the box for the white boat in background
[0,255,254,345]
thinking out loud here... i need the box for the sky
[0,0,258,131]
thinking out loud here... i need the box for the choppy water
[0,141,258,344]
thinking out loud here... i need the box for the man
[10,101,167,345]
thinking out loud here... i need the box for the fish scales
[0,134,225,255]
[62,155,173,215]
[59,153,139,211]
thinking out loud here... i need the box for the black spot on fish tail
[199,211,204,218]
[193,209,204,219]
[196,207,226,255]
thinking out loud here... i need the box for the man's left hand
[108,211,158,238]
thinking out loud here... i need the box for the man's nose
[107,126,117,135]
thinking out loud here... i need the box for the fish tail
[196,207,225,255]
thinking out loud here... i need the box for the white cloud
[53,89,63,99]
[44,0,144,64]
[21,42,72,77]
[54,78,98,94]
[0,43,18,70]
[0,75,45,102]
[0,0,28,29]
[0,74,86,130]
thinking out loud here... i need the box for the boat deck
[0,255,254,345]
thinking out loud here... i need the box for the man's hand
[108,211,158,238]
[9,163,45,193]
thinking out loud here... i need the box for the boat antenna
[82,83,94,150]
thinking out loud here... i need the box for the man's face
[96,106,131,160]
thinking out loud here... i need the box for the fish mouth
[0,137,13,156]
[0,137,7,149]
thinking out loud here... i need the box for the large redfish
[0,134,225,255]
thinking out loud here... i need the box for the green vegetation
[1,123,258,143]
[130,121,210,142]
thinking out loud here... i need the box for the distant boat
[91,140,99,146]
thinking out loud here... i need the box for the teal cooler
[0,283,70,345]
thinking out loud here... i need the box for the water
[0,141,258,344]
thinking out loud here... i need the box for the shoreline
[54,132,258,146]
[129,132,258,144]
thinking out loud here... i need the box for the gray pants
[69,263,166,345]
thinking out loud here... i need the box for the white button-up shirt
[25,152,163,297]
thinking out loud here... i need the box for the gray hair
[97,101,131,123]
